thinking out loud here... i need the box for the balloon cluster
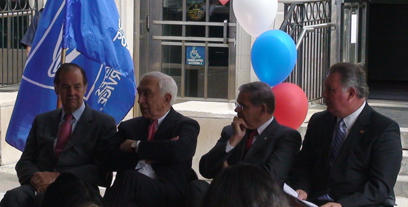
[233,0,308,129]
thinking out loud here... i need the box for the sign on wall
[186,46,205,66]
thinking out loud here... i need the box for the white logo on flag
[95,67,122,109]
[113,19,128,48]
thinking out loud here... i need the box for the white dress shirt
[135,110,170,179]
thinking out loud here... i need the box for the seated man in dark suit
[187,81,301,206]
[290,62,402,207]
[0,63,117,207]
[200,81,301,185]
[103,71,200,207]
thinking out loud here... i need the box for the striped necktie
[330,118,346,166]
[318,119,347,201]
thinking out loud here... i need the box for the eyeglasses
[235,102,246,110]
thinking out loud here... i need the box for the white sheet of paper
[283,183,318,207]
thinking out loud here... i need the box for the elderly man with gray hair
[104,71,200,207]
[290,62,402,207]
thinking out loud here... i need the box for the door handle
[223,19,228,44]
[146,15,150,32]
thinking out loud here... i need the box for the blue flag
[6,0,136,151]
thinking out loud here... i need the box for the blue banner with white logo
[6,0,136,151]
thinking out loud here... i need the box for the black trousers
[0,185,44,207]
[103,170,183,207]
[184,180,210,207]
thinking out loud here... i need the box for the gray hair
[141,71,178,105]
[328,62,369,98]
[239,81,275,114]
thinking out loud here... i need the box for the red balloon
[271,83,308,129]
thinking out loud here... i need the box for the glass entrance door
[139,0,236,100]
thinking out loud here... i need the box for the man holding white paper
[290,63,402,207]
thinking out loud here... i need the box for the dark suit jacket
[106,107,200,191]
[290,104,402,207]
[199,118,301,186]
[16,105,117,187]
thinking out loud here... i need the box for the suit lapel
[46,109,62,159]
[138,118,150,140]
[322,114,337,168]
[330,105,371,174]
[153,108,178,140]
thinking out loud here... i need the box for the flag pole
[57,48,67,109]
[58,1,67,109]
[61,48,67,64]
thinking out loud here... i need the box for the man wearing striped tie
[290,62,402,207]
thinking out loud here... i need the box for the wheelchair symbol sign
[186,46,205,66]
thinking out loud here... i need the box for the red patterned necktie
[55,113,73,158]
[147,120,158,141]
[245,130,258,152]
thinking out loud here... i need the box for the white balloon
[233,0,278,37]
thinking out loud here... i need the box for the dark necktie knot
[248,129,258,137]
[64,113,73,122]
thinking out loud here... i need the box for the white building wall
[0,93,20,165]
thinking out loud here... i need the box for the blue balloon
[251,30,297,86]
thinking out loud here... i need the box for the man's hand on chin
[229,116,247,147]
[320,202,342,207]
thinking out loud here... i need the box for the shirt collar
[61,101,86,121]
[340,101,366,130]
[156,109,170,126]
[257,116,274,135]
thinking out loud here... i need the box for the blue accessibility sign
[186,46,205,66]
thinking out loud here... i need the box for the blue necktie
[330,119,346,166]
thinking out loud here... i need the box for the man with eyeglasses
[185,81,301,207]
